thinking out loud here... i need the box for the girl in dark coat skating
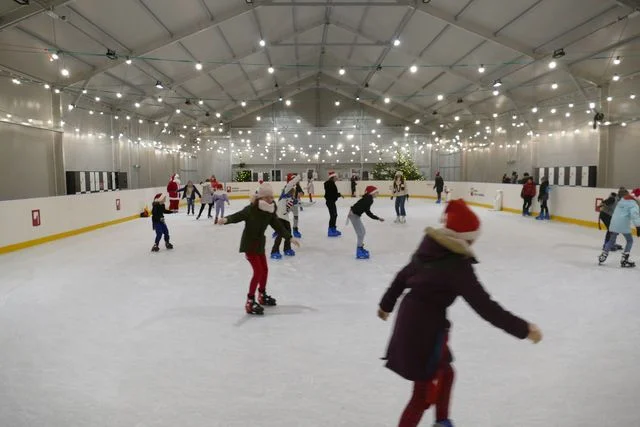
[378,199,542,427]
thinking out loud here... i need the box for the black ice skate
[165,241,174,250]
[621,253,636,268]
[598,251,608,265]
[151,244,160,252]
[245,297,264,315]
[258,292,277,306]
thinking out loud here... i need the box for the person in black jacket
[434,172,445,204]
[151,193,174,252]
[350,174,358,197]
[324,171,343,237]
[348,185,384,259]
[598,191,623,251]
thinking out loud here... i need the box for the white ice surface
[1,198,639,427]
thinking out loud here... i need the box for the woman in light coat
[196,179,214,219]
[391,171,409,223]
[599,188,640,267]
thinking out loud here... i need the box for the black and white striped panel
[66,171,126,194]
[536,166,597,187]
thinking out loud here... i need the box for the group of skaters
[598,187,640,268]
[518,173,551,220]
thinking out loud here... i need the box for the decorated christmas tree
[372,151,424,180]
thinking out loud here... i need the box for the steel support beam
[0,0,74,31]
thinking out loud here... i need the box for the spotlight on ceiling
[552,48,565,59]
[155,81,163,89]
[492,79,502,88]
[14,0,30,5]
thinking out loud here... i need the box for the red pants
[246,253,268,297]
[399,342,454,427]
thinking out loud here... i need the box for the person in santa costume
[378,199,542,427]
[167,174,181,213]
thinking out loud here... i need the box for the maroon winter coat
[521,180,537,198]
[379,228,529,381]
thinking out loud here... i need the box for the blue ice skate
[270,252,283,260]
[284,249,296,257]
[433,420,454,427]
[293,228,302,238]
[436,199,442,204]
[535,214,544,220]
[328,227,342,237]
[356,247,370,259]
[544,213,551,220]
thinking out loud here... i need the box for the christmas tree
[372,151,424,180]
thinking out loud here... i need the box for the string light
[44,83,50,89]
[393,39,401,47]
[116,92,122,98]
[241,101,247,107]
[195,62,203,71]
[612,74,620,81]
[60,68,70,77]
[493,90,499,96]
[95,96,101,102]
[384,97,390,104]
[548,60,557,69]
[268,66,274,74]
[532,106,538,113]
[12,78,21,85]
[285,99,292,106]
[409,65,418,73]
[551,83,558,90]
[259,39,266,47]
[631,94,637,100]
[338,67,346,75]
[478,64,485,73]
[613,56,621,65]
[125,58,132,65]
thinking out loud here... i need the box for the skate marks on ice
[233,305,317,327]
[133,305,248,329]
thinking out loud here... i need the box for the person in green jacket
[217,183,299,315]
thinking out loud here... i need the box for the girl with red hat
[347,185,384,259]
[378,199,542,427]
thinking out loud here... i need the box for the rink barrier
[0,180,624,254]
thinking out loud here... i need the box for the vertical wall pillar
[597,84,612,187]
[51,92,66,196]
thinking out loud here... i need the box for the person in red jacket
[378,199,543,427]
[521,177,537,216]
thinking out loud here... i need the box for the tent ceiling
[0,0,638,131]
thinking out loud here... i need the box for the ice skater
[377,199,542,427]
[598,190,622,251]
[392,171,408,223]
[351,174,358,197]
[307,175,315,203]
[599,188,640,268]
[324,171,343,237]
[179,180,201,215]
[151,193,174,252]
[433,172,444,204]
[196,178,214,220]
[347,185,384,259]
[213,183,230,223]
[292,175,304,235]
[271,179,298,259]
[536,176,550,220]
[520,177,536,216]
[217,183,299,315]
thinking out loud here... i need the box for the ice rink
[1,197,639,427]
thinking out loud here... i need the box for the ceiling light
[68,104,74,111]
[568,103,574,108]
[44,83,50,89]
[51,52,59,60]
[589,102,596,109]
[60,68,70,77]
[125,57,132,65]
[82,89,87,94]
[195,62,203,70]
[95,96,101,102]
[216,112,221,118]
[631,94,637,100]
[259,39,266,47]
[157,97,163,102]
[256,116,261,121]
[268,66,274,74]
[176,109,181,114]
[285,99,291,106]
[241,101,247,107]
[339,67,345,75]
[492,79,502,87]
[532,106,538,113]
[155,81,163,89]
[551,108,556,114]
[548,60,557,69]
[454,116,460,121]
[116,92,123,98]
[621,122,627,127]
[493,90,499,96]
[335,101,340,107]
[493,113,498,118]
[198,99,204,105]
[384,97,390,104]
[612,74,620,81]
[478,64,485,73]
[613,56,621,65]
[565,112,571,117]
[409,65,418,73]
[414,119,420,124]
[437,94,444,101]
[393,39,401,47]
[552,48,565,59]
[551,83,558,90]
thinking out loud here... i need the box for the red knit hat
[328,171,337,179]
[632,188,640,198]
[443,199,480,240]
[154,193,166,203]
[364,185,378,195]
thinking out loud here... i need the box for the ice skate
[258,292,277,306]
[151,244,160,252]
[598,251,609,265]
[270,252,282,260]
[400,216,406,224]
[356,247,370,259]
[544,213,551,220]
[434,420,454,427]
[436,199,442,204]
[245,297,264,315]
[535,214,544,220]
[272,231,278,239]
[394,216,400,223]
[328,227,342,237]
[165,241,173,250]
[292,228,302,238]
[284,249,296,257]
[621,253,636,268]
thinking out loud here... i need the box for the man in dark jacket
[324,171,342,237]
[378,199,542,427]
[434,172,444,204]
[599,190,623,251]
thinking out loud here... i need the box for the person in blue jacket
[599,188,640,268]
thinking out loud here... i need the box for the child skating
[151,193,174,252]
[271,178,299,259]
[179,180,201,216]
[212,183,230,223]
[347,185,384,259]
[377,199,542,427]
[217,183,299,315]
[599,188,640,268]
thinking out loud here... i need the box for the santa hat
[286,173,296,182]
[435,171,440,177]
[328,171,337,179]
[255,183,274,199]
[442,199,481,241]
[216,183,224,190]
[364,185,378,195]
[154,193,166,203]
[632,188,640,199]
[258,179,264,184]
